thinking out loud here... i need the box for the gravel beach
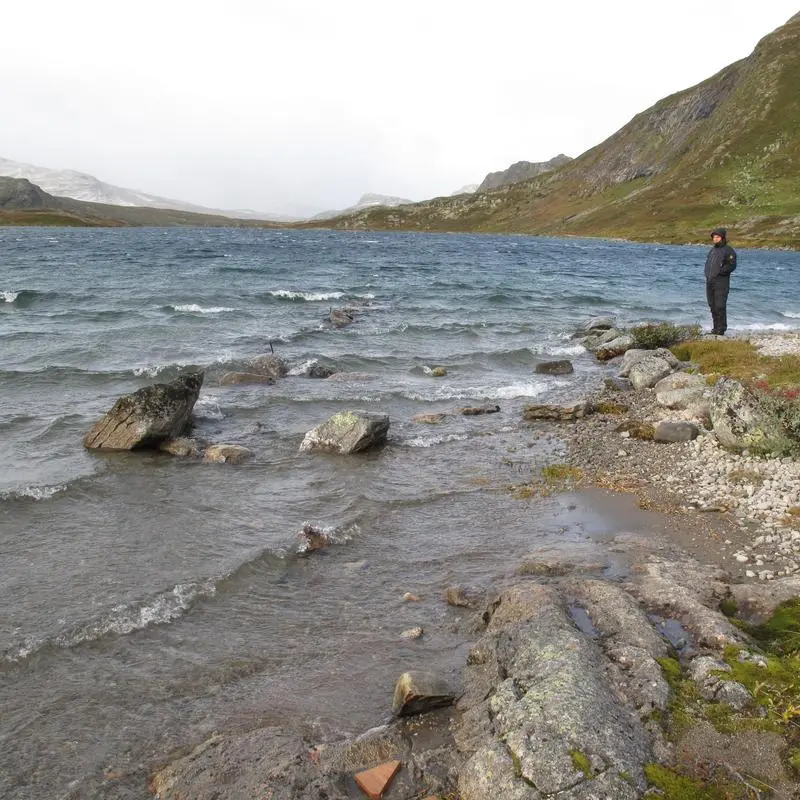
[561,331,800,581]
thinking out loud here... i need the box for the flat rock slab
[523,401,590,421]
[654,421,700,442]
[83,372,203,450]
[219,371,275,386]
[354,760,401,799]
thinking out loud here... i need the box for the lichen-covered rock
[582,327,625,352]
[299,410,389,454]
[523,401,590,422]
[709,377,793,454]
[596,334,635,361]
[619,347,681,378]
[83,372,203,450]
[654,372,708,409]
[159,437,203,457]
[628,356,673,390]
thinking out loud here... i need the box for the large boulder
[618,347,681,378]
[654,372,708,409]
[709,377,794,454]
[628,356,673,390]
[84,372,203,450]
[249,354,288,379]
[299,410,389,454]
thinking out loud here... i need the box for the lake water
[1,227,798,798]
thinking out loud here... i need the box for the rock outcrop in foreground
[83,372,203,450]
[148,541,799,799]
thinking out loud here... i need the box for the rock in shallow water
[299,410,389,454]
[83,371,203,451]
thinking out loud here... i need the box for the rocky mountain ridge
[476,154,573,192]
[318,12,800,248]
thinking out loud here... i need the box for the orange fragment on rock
[354,759,401,799]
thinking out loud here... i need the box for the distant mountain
[0,177,275,228]
[450,184,478,196]
[317,12,800,248]
[476,155,573,192]
[311,192,415,221]
[0,157,296,221]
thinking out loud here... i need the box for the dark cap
[711,227,727,238]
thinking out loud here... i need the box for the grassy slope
[315,14,800,247]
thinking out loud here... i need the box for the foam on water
[403,432,470,448]
[169,304,237,314]
[269,289,344,301]
[0,483,67,502]
[737,322,800,331]
[194,395,225,419]
[781,311,800,319]
[1,290,19,302]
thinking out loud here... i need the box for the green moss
[570,750,592,779]
[719,597,738,618]
[644,763,722,799]
[658,657,683,689]
[593,401,629,415]
[541,464,583,483]
[750,598,800,655]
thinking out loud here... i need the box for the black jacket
[705,242,737,282]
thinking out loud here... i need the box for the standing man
[705,227,737,336]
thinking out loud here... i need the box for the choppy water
[1,227,798,798]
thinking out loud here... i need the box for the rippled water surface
[1,227,798,798]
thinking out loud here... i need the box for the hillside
[314,12,800,248]
[0,177,275,228]
[476,154,573,192]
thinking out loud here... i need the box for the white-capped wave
[289,358,317,376]
[171,304,236,314]
[781,311,800,319]
[2,580,216,663]
[133,363,174,377]
[544,343,586,357]
[404,433,469,448]
[269,290,344,301]
[193,395,224,420]
[404,381,547,401]
[0,483,67,502]
[1,290,19,303]
[737,322,800,331]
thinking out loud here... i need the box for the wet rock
[84,371,203,451]
[219,371,275,386]
[412,413,448,424]
[329,308,355,327]
[400,626,424,640]
[306,361,336,379]
[654,421,700,443]
[456,404,500,416]
[249,354,289,379]
[429,366,447,377]
[628,355,673,390]
[582,327,625,352]
[391,671,456,717]
[596,334,635,361]
[534,359,574,375]
[458,583,650,799]
[203,444,251,464]
[297,523,330,554]
[578,315,616,334]
[728,576,800,625]
[299,410,389,454]
[402,592,423,602]
[522,400,590,422]
[158,437,203,457]
[445,587,472,607]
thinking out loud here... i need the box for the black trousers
[706,278,729,334]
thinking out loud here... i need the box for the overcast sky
[2,1,798,216]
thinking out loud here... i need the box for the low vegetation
[631,322,702,350]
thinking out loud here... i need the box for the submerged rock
[535,359,574,375]
[203,444,251,464]
[456,404,500,416]
[329,308,355,328]
[83,371,203,451]
[299,410,389,454]
[219,371,274,386]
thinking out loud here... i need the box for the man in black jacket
[704,227,737,335]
